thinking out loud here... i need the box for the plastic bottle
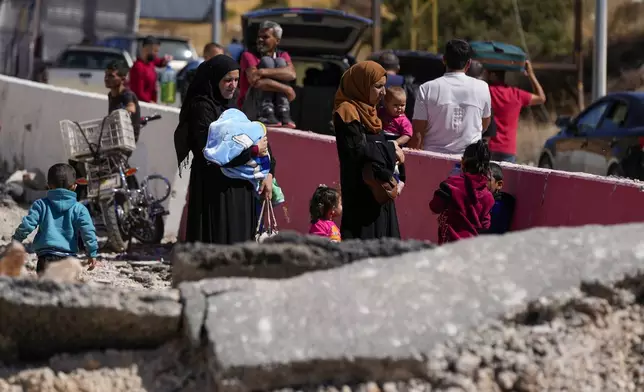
[160,65,176,104]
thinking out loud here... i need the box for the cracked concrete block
[172,231,434,286]
[0,278,182,362]
[199,224,644,390]
[178,278,279,347]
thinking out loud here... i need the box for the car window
[600,101,628,131]
[297,61,345,87]
[136,39,195,61]
[57,51,126,70]
[101,38,130,52]
[575,101,610,134]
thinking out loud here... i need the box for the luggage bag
[470,41,527,72]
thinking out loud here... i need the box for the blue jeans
[449,162,461,176]
[491,152,517,163]
[259,56,289,115]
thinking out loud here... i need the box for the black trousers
[37,254,67,274]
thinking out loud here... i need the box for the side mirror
[555,115,572,128]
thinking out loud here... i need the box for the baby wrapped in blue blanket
[203,108,272,195]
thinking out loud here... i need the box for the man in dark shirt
[105,60,141,141]
[181,42,226,104]
[375,51,416,120]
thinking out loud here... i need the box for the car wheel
[538,154,553,169]
[607,164,624,178]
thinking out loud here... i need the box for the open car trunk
[242,8,372,57]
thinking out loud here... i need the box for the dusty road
[0,201,172,290]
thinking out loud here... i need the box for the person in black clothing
[69,60,143,200]
[105,60,141,142]
[181,42,226,104]
[174,55,276,244]
[467,60,497,143]
[484,162,516,234]
[333,61,403,240]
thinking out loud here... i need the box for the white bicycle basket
[60,109,135,161]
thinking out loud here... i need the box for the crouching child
[429,140,495,245]
[12,163,98,275]
[482,162,516,235]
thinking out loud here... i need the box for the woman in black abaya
[333,61,403,239]
[174,55,275,244]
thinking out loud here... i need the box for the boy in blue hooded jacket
[13,163,98,275]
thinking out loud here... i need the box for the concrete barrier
[0,75,185,237]
[267,128,644,242]
[2,74,644,243]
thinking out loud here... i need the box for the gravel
[0,200,27,242]
[3,275,643,392]
[2,200,644,391]
[270,275,644,391]
[0,340,209,392]
[0,203,172,290]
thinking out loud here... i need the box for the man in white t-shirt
[410,39,491,155]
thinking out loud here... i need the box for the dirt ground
[0,201,172,290]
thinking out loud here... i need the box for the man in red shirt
[129,36,172,103]
[238,20,297,128]
[487,60,546,162]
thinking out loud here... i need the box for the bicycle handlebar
[140,114,162,127]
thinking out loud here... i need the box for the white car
[98,35,198,73]
[47,45,134,95]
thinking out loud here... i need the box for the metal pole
[372,0,381,52]
[130,0,141,34]
[431,0,438,53]
[574,0,584,110]
[212,0,222,44]
[592,0,607,101]
[27,0,43,80]
[410,0,417,50]
[83,0,97,43]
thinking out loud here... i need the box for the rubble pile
[0,217,643,391]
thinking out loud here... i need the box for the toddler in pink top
[308,185,342,242]
[379,86,413,146]
[378,86,410,193]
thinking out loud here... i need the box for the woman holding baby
[333,61,404,239]
[174,55,275,244]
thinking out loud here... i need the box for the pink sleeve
[240,52,260,71]
[396,115,413,137]
[479,191,496,230]
[280,51,292,64]
[309,220,332,237]
[515,88,533,107]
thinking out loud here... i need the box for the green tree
[382,0,574,60]
[255,0,289,10]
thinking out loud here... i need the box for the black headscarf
[174,55,240,168]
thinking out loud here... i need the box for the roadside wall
[267,130,644,241]
[2,75,644,242]
[0,75,185,237]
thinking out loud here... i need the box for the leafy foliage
[382,0,574,59]
[255,0,290,10]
